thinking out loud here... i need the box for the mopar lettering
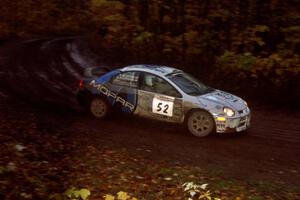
[116,96,125,105]
[125,102,135,111]
[107,91,117,98]
[99,85,108,95]
[90,80,135,112]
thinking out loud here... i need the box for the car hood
[198,90,246,111]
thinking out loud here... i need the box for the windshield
[167,73,214,96]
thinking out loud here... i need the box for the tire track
[249,109,300,143]
[4,38,87,106]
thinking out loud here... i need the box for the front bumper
[214,110,251,133]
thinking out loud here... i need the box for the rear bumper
[214,112,251,133]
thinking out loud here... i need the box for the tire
[89,97,109,119]
[186,110,215,137]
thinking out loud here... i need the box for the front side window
[167,72,214,95]
[111,71,139,88]
[141,73,181,98]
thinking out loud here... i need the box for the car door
[135,72,184,123]
[106,71,140,114]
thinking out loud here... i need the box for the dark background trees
[0,0,299,105]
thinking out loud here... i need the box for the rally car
[77,65,251,137]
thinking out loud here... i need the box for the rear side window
[141,73,182,98]
[111,71,139,88]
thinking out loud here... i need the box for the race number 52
[152,96,174,117]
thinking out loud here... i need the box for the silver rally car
[77,65,251,137]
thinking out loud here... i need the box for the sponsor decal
[90,80,135,112]
[215,91,238,102]
[152,95,174,117]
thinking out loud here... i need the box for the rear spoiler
[83,66,112,78]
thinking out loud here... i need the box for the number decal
[157,102,162,112]
[163,104,169,114]
[152,96,174,117]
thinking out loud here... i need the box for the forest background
[1,0,299,106]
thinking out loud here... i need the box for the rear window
[111,71,139,88]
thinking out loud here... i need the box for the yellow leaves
[79,189,91,200]
[104,194,115,200]
[49,193,64,200]
[215,51,299,95]
[275,68,284,76]
[117,191,130,200]
[89,0,125,25]
[182,30,204,55]
[90,0,124,11]
[183,182,220,200]
[269,54,282,62]
[281,26,300,43]
[104,191,138,200]
[231,25,270,51]
[133,31,154,45]
[104,14,127,25]
[184,31,198,45]
[90,0,106,7]
[64,188,91,200]
[253,25,270,33]
[217,50,299,81]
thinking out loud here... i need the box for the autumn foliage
[0,0,299,104]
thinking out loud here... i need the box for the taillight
[79,80,84,89]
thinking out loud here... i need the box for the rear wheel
[90,97,109,119]
[187,110,215,137]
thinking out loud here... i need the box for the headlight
[223,107,235,117]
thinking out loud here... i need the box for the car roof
[121,64,182,77]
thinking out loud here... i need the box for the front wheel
[186,110,215,137]
[89,97,109,119]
